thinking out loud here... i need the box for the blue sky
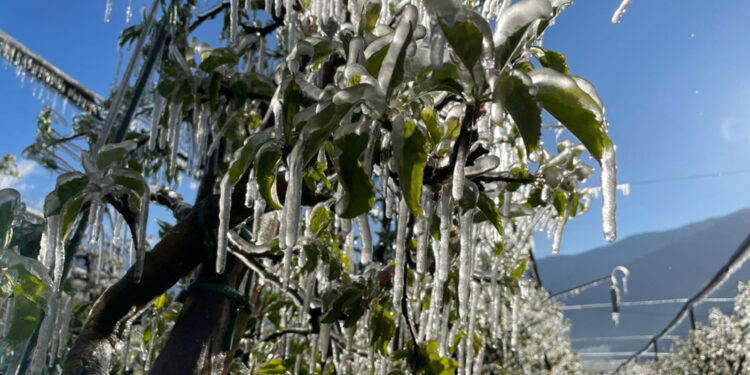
[2,1,750,257]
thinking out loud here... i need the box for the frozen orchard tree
[0,0,622,373]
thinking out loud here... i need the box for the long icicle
[134,189,149,282]
[216,173,233,274]
[458,209,474,321]
[392,198,409,314]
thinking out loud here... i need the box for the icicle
[392,198,409,311]
[452,138,468,200]
[601,145,617,242]
[319,323,331,362]
[89,200,104,245]
[342,219,354,271]
[168,119,182,179]
[149,96,164,151]
[611,0,634,24]
[428,186,452,340]
[430,33,445,69]
[458,209,474,321]
[126,0,134,23]
[104,0,113,23]
[283,141,305,250]
[29,295,59,373]
[134,190,149,282]
[49,215,64,291]
[57,294,74,358]
[195,103,209,167]
[416,187,434,274]
[256,35,266,73]
[356,215,373,264]
[465,280,481,374]
[510,293,519,350]
[230,0,239,44]
[216,173,233,274]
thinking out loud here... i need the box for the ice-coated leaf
[332,84,386,115]
[332,124,375,218]
[528,68,610,160]
[535,47,569,74]
[495,69,542,154]
[392,116,428,217]
[0,188,21,248]
[439,16,484,72]
[95,140,137,170]
[60,195,84,243]
[421,108,442,147]
[511,258,527,280]
[477,192,503,234]
[44,172,89,217]
[109,167,149,197]
[227,130,273,186]
[300,102,353,163]
[377,5,415,98]
[5,294,42,344]
[362,1,381,33]
[255,140,284,210]
[493,0,554,68]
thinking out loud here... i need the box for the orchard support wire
[0,29,103,116]
[614,231,750,373]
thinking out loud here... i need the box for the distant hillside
[536,207,750,371]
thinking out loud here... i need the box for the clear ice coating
[611,0,634,24]
[600,145,617,242]
[216,173,233,274]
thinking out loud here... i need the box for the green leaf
[5,294,42,344]
[227,130,273,185]
[0,188,21,248]
[300,102,353,164]
[536,47,569,74]
[282,78,302,135]
[370,304,396,355]
[365,42,390,77]
[255,141,284,210]
[392,117,428,217]
[511,258,527,280]
[421,108,442,147]
[96,140,137,170]
[362,2,381,33]
[199,47,239,72]
[332,125,375,218]
[439,17,483,72]
[310,205,332,236]
[495,69,542,154]
[153,293,167,310]
[257,359,286,374]
[477,193,503,234]
[528,68,610,160]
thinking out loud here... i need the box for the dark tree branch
[150,185,193,221]
[262,328,312,342]
[63,175,254,374]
